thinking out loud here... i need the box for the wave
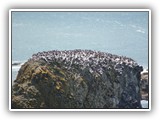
[12,61,25,71]
[141,100,148,108]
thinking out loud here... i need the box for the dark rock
[12,49,143,109]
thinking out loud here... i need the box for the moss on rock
[12,50,143,109]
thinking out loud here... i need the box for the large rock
[12,50,143,109]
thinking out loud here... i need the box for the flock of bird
[30,49,139,75]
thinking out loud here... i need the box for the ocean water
[12,11,148,78]
[141,100,149,108]
[12,11,148,68]
[11,12,149,108]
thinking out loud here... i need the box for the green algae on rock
[12,50,143,109]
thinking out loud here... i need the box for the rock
[12,49,143,109]
[140,69,149,100]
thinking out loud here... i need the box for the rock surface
[140,69,149,100]
[12,50,143,109]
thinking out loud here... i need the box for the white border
[9,9,151,111]
[10,9,150,12]
[9,9,12,111]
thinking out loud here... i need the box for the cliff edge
[12,50,143,109]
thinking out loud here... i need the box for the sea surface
[11,11,149,108]
[12,11,148,66]
[141,100,149,108]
